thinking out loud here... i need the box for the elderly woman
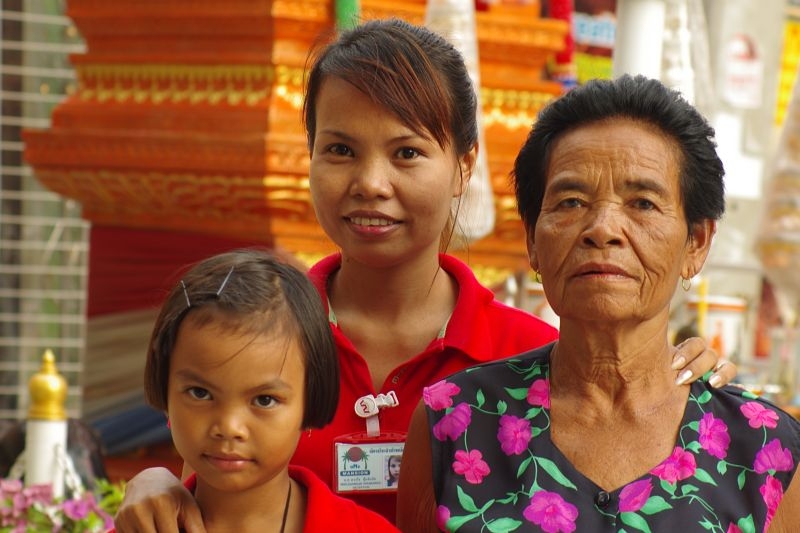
[397,75,800,532]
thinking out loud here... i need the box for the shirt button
[595,490,611,508]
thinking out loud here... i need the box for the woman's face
[528,118,714,325]
[308,77,472,269]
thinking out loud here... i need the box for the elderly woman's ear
[682,219,716,279]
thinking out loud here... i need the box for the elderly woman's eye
[559,198,582,208]
[634,198,656,210]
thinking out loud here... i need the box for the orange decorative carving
[23,0,567,273]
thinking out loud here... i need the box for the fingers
[708,359,737,388]
[113,467,194,533]
[177,491,207,533]
[672,336,721,386]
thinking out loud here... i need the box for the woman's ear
[454,144,478,197]
[526,224,539,272]
[683,219,716,279]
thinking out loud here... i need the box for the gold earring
[533,271,543,284]
[681,277,692,291]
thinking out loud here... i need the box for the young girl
[114,18,734,531]
[109,249,397,532]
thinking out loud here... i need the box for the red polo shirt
[291,253,559,522]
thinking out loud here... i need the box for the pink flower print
[436,505,451,532]
[523,490,579,533]
[527,378,551,408]
[618,479,653,513]
[740,402,779,429]
[650,447,696,483]
[760,474,784,530]
[423,380,461,410]
[754,438,794,474]
[452,449,491,484]
[698,412,731,459]
[726,525,743,533]
[432,402,472,441]
[497,415,532,455]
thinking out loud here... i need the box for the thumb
[176,491,206,533]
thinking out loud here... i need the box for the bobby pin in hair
[216,266,235,296]
[180,280,191,308]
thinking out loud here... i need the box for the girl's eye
[187,387,210,400]
[397,147,420,160]
[254,395,277,408]
[328,143,352,157]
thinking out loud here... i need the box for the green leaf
[505,387,529,400]
[476,389,485,408]
[716,461,727,475]
[525,407,543,419]
[456,485,479,513]
[697,391,712,404]
[685,441,702,453]
[620,512,653,533]
[693,468,718,486]
[640,495,672,515]
[687,421,700,431]
[737,469,747,490]
[536,457,577,489]
[486,518,523,533]
[531,426,543,437]
[737,514,756,533]
[698,517,715,530]
[516,456,533,478]
[660,479,676,495]
[497,400,508,415]
[742,390,758,400]
[447,513,481,532]
[680,484,699,496]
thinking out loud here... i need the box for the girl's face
[389,456,401,480]
[166,317,306,499]
[308,77,473,269]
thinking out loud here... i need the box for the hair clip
[180,280,191,308]
[216,266,235,297]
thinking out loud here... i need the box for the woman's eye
[558,197,582,209]
[633,198,656,210]
[187,387,210,400]
[254,395,277,408]
[328,143,352,157]
[397,147,420,160]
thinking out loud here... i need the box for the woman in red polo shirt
[113,19,733,532]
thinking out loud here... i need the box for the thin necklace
[280,482,292,533]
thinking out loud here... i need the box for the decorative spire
[28,349,67,421]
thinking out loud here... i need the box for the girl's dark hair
[513,74,725,230]
[144,248,338,429]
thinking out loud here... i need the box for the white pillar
[613,0,667,79]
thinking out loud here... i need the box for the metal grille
[1,0,88,419]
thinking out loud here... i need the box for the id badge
[333,431,406,494]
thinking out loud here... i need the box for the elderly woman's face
[528,117,713,324]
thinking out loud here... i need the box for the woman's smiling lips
[345,212,400,236]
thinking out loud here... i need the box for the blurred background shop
[2,0,800,480]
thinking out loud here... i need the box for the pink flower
[423,380,461,410]
[436,505,451,532]
[698,412,730,459]
[740,402,779,429]
[497,415,532,455]
[62,496,92,521]
[527,378,550,408]
[754,438,794,474]
[432,402,471,441]
[650,447,696,483]
[726,525,743,533]
[618,479,653,512]
[523,491,578,533]
[760,475,784,530]
[452,449,491,484]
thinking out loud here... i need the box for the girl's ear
[454,144,478,198]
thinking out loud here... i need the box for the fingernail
[709,375,722,388]
[676,369,692,385]
[671,356,686,370]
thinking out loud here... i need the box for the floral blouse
[425,343,800,533]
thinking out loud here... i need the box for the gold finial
[28,349,67,421]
